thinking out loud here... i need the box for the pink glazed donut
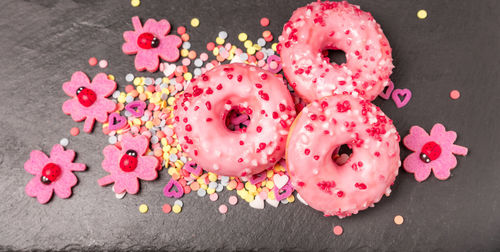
[174,63,296,177]
[286,94,400,218]
[279,1,394,102]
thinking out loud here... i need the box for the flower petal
[430,123,457,145]
[403,126,430,151]
[68,163,86,172]
[403,152,431,182]
[102,144,121,173]
[143,18,171,36]
[24,150,49,175]
[114,175,140,194]
[158,35,182,62]
[26,177,53,204]
[90,98,116,123]
[54,172,77,199]
[50,144,74,164]
[83,116,96,133]
[135,156,159,181]
[431,152,457,180]
[134,50,160,72]
[63,71,90,97]
[62,99,86,122]
[92,73,117,97]
[121,134,149,155]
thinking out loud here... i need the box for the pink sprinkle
[228,195,238,205]
[450,90,460,100]
[182,58,191,66]
[333,225,343,236]
[259,190,268,200]
[200,53,209,61]
[88,57,98,66]
[98,59,108,68]
[218,204,228,214]
[210,192,219,201]
[269,61,278,69]
[260,17,270,27]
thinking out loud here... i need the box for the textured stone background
[0,0,499,250]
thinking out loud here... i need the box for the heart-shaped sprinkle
[265,198,279,208]
[379,81,394,100]
[249,195,265,209]
[108,113,127,131]
[112,186,126,199]
[183,161,202,177]
[274,181,293,201]
[163,178,184,198]
[125,101,146,117]
[249,170,267,185]
[273,174,289,189]
[392,88,412,108]
[163,63,176,77]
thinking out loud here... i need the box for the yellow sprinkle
[213,47,219,56]
[417,9,427,19]
[208,173,217,182]
[243,40,253,48]
[145,121,153,129]
[136,85,144,94]
[268,191,275,200]
[201,184,208,190]
[266,181,274,189]
[167,97,176,106]
[132,118,142,126]
[216,37,225,45]
[181,49,189,57]
[287,195,295,203]
[238,33,248,41]
[131,0,140,7]
[245,194,254,202]
[133,77,141,86]
[184,72,193,81]
[172,204,182,213]
[117,96,126,104]
[207,188,216,194]
[253,44,262,51]
[139,204,148,213]
[247,47,256,55]
[190,18,200,27]
[167,167,176,176]
[107,74,115,81]
[272,43,278,51]
[245,182,257,192]
[267,170,274,178]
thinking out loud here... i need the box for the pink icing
[279,1,393,102]
[174,63,296,177]
[286,94,400,218]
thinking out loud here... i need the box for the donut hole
[225,106,251,132]
[332,144,353,166]
[322,48,347,65]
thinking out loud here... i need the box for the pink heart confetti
[125,101,146,117]
[163,178,184,198]
[249,170,267,185]
[379,81,394,100]
[108,112,127,131]
[392,88,412,108]
[274,181,294,201]
[183,161,202,177]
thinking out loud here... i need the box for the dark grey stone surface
[0,0,499,251]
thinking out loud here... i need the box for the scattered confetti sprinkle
[70,127,79,136]
[394,215,404,225]
[88,57,97,66]
[450,90,460,100]
[190,18,200,27]
[260,17,270,27]
[172,204,182,213]
[417,9,427,19]
[333,225,343,236]
[99,59,108,68]
[59,138,69,147]
[131,0,140,7]
[162,204,172,213]
[218,204,228,214]
[139,204,148,213]
[228,195,238,205]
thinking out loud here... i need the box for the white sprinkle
[59,138,69,147]
[108,136,117,144]
[218,31,228,39]
[125,73,134,82]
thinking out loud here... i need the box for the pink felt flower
[98,133,159,194]
[62,71,117,133]
[403,123,468,182]
[24,144,86,204]
[122,16,182,72]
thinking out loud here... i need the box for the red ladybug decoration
[120,150,138,172]
[137,32,160,49]
[76,86,97,107]
[40,163,62,185]
[419,141,442,163]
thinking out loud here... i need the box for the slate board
[0,0,499,251]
